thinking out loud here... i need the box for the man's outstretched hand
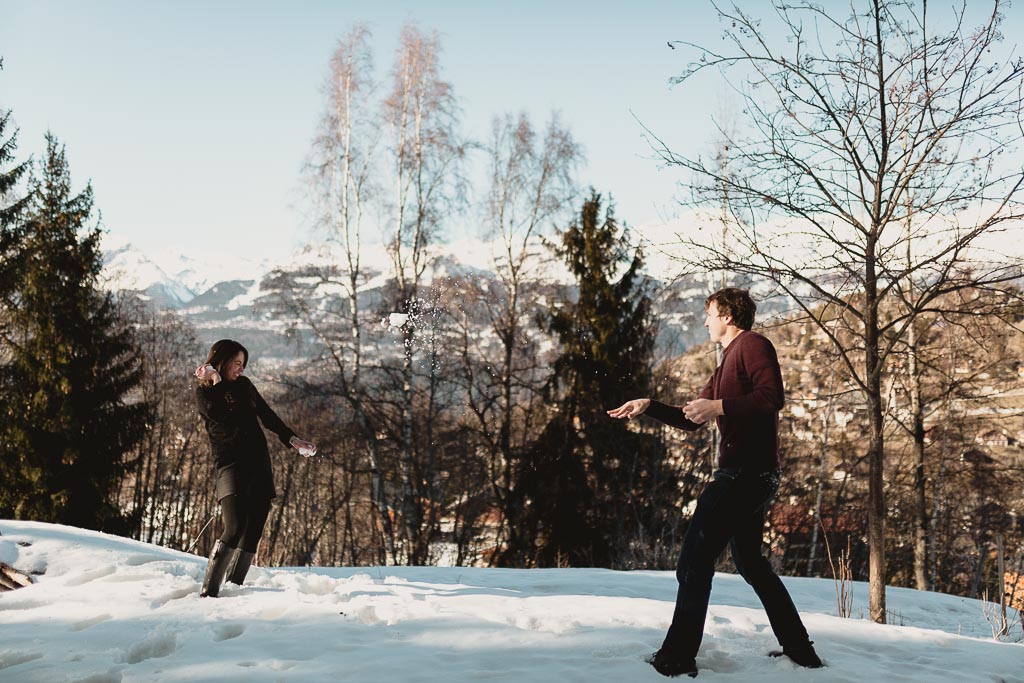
[607,398,651,420]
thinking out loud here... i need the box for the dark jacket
[195,375,296,501]
[645,330,784,473]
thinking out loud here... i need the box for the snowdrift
[0,520,1020,682]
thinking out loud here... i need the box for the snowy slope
[1,521,1020,683]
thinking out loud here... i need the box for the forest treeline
[3,3,1024,625]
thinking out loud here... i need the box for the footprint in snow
[213,623,247,641]
[352,604,381,624]
[149,586,194,609]
[0,650,45,670]
[0,598,47,612]
[121,633,178,664]
[123,554,164,567]
[259,604,290,620]
[700,646,740,674]
[72,614,113,631]
[64,565,117,586]
[71,669,124,683]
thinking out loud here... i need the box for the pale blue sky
[1,1,727,260]
[2,2,1021,262]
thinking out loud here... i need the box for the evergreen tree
[0,58,32,310]
[0,58,33,511]
[0,133,148,532]
[503,191,676,567]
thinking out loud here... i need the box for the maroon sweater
[645,330,784,472]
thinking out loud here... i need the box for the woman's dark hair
[705,288,756,331]
[202,339,249,386]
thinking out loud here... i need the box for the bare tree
[471,112,581,552]
[382,24,468,561]
[651,0,1024,622]
[303,24,395,562]
[116,302,215,553]
[887,291,1021,590]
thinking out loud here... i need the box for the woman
[194,339,316,598]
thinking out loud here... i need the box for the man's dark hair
[706,288,756,331]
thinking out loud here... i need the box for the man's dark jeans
[661,467,810,659]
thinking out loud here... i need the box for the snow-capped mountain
[102,241,273,308]
[102,237,721,363]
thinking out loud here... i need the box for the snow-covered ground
[0,521,1020,682]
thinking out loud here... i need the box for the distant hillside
[104,240,733,362]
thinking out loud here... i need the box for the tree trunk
[909,319,928,591]
[399,319,418,563]
[865,271,887,623]
[867,388,887,623]
[807,370,836,576]
[996,533,1008,637]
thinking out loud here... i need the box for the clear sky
[3,2,1022,264]
[0,0,731,261]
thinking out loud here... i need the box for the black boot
[646,649,698,678]
[769,640,823,668]
[653,611,703,677]
[200,540,234,598]
[225,549,255,586]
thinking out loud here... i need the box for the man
[608,287,822,678]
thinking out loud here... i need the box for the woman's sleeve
[195,382,231,421]
[247,379,297,448]
[196,382,241,444]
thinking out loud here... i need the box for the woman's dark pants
[219,494,272,553]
